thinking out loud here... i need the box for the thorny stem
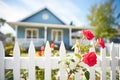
[80,35,85,45]
[67,60,82,80]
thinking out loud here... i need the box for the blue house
[7,8,88,49]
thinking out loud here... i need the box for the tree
[87,0,119,41]
[0,18,6,27]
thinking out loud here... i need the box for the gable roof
[20,7,66,25]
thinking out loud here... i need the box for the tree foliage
[87,0,118,40]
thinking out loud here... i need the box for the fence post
[0,41,5,80]
[110,42,116,80]
[59,41,67,80]
[13,40,20,80]
[44,41,51,80]
[100,47,106,80]
[28,41,35,80]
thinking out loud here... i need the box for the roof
[7,22,92,30]
[20,7,66,25]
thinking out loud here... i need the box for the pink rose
[82,52,97,67]
[51,43,55,48]
[82,30,94,40]
[41,46,45,51]
[97,38,105,49]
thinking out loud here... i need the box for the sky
[0,0,120,35]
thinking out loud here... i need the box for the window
[52,30,63,42]
[42,13,49,20]
[25,28,38,39]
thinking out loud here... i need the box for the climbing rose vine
[59,29,105,80]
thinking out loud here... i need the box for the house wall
[18,27,25,38]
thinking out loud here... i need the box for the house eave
[7,22,92,30]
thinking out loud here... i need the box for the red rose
[82,52,97,67]
[41,46,45,51]
[97,38,105,49]
[51,43,55,48]
[82,30,94,40]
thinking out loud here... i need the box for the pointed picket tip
[13,40,20,57]
[59,41,66,58]
[110,42,115,56]
[100,47,106,57]
[44,41,51,57]
[89,41,95,52]
[28,41,35,57]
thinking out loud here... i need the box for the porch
[7,22,91,48]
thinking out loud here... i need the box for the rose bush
[60,29,105,80]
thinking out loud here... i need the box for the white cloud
[0,1,29,35]
[0,1,29,21]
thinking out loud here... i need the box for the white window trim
[51,29,63,42]
[25,28,39,39]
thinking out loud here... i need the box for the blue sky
[0,0,120,35]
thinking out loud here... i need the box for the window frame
[25,28,39,39]
[51,29,63,42]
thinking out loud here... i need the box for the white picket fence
[0,41,120,80]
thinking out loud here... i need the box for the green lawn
[21,53,28,57]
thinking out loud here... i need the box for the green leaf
[70,59,75,62]
[82,68,87,72]
[71,46,75,50]
[65,61,70,66]
[76,64,80,68]
[85,71,90,80]
[75,53,81,59]
[58,61,61,64]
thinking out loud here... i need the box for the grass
[20,51,40,57]
[21,53,28,57]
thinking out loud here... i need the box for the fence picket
[13,40,20,80]
[89,41,95,80]
[0,41,5,80]
[28,41,35,80]
[89,67,95,80]
[110,42,116,80]
[100,47,106,80]
[44,41,51,80]
[59,41,67,80]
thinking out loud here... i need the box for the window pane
[53,31,56,41]
[27,30,31,38]
[58,31,61,41]
[33,30,37,38]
